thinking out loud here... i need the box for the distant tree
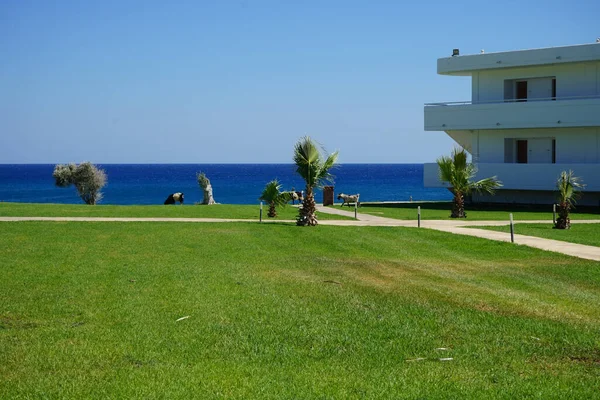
[293,136,338,226]
[259,180,294,218]
[554,170,585,230]
[53,162,107,205]
[197,172,216,205]
[436,147,502,218]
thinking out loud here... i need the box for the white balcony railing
[424,96,600,131]
[424,162,600,192]
[425,94,600,107]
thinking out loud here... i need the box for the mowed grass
[1,221,600,398]
[0,202,350,221]
[353,202,600,221]
[479,223,600,247]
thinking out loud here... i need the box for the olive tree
[53,162,107,205]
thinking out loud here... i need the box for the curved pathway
[2,208,600,262]
[315,206,600,262]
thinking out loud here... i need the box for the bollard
[260,201,263,223]
[509,213,514,243]
[354,201,357,220]
[418,206,421,228]
[553,203,556,225]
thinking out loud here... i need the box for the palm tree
[436,147,502,218]
[259,180,293,218]
[293,136,339,226]
[555,170,585,229]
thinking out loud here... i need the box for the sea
[0,164,452,205]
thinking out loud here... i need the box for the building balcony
[424,162,600,192]
[424,96,600,131]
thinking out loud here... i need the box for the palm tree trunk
[451,191,466,218]
[268,202,277,218]
[555,202,571,229]
[297,186,318,226]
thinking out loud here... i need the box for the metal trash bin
[323,186,334,206]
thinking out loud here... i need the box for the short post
[509,213,514,243]
[354,201,357,220]
[260,201,263,223]
[553,203,556,225]
[418,206,421,228]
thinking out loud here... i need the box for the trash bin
[323,186,334,206]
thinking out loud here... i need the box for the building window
[516,140,528,163]
[516,81,528,102]
[504,77,556,102]
[504,138,555,164]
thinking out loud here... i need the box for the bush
[53,162,107,205]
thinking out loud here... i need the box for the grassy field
[0,202,350,221]
[1,219,599,398]
[353,202,600,221]
[478,223,600,247]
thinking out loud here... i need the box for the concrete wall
[424,98,600,131]
[424,162,600,205]
[438,43,600,75]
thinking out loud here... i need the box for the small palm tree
[259,180,293,218]
[554,170,585,229]
[293,136,339,226]
[437,148,502,218]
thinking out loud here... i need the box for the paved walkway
[2,208,600,262]
[315,206,600,262]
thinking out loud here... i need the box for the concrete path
[315,206,600,262]
[2,208,600,261]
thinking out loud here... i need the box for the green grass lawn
[0,202,350,221]
[1,220,599,398]
[478,223,600,247]
[351,202,600,221]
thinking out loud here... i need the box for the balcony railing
[424,162,600,192]
[424,95,600,131]
[425,94,600,107]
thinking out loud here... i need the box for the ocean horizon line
[0,162,428,166]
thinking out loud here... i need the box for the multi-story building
[423,42,600,205]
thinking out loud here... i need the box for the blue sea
[0,164,451,205]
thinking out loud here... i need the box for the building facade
[423,42,600,205]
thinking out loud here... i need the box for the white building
[423,42,600,206]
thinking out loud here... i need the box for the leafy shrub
[53,162,107,205]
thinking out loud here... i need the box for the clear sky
[1,0,598,164]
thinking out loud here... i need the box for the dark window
[552,79,556,100]
[516,81,527,101]
[516,81,528,102]
[552,139,556,163]
[517,140,528,163]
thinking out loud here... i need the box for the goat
[288,190,304,205]
[337,193,359,207]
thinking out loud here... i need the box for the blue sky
[1,0,598,163]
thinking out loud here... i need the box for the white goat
[337,193,360,207]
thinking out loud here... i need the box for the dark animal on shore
[164,192,184,205]
[337,193,359,207]
[291,190,304,205]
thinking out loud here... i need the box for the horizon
[0,161,428,165]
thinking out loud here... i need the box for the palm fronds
[293,136,339,226]
[436,147,502,218]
